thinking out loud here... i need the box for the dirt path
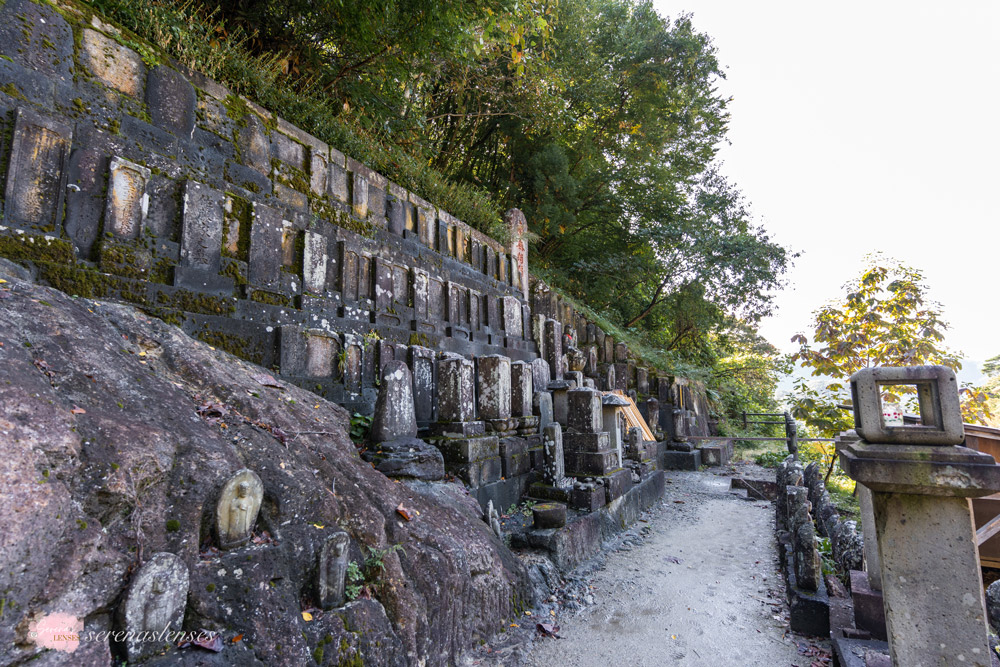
[518,467,828,667]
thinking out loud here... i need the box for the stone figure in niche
[319,532,351,609]
[216,468,263,549]
[486,500,502,538]
[121,552,189,662]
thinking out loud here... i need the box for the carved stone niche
[318,532,351,609]
[215,468,264,549]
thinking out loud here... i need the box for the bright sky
[657,0,1000,380]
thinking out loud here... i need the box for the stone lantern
[838,366,1000,667]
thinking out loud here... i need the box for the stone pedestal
[839,440,1000,667]
[857,483,882,591]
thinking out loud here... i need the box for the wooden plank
[977,513,1000,546]
[604,390,656,441]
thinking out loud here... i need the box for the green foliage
[790,254,993,436]
[344,561,363,602]
[345,543,406,602]
[816,537,836,576]
[348,413,372,445]
[753,450,786,469]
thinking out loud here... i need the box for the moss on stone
[222,94,250,125]
[36,262,114,299]
[0,82,28,102]
[156,289,235,316]
[249,289,291,308]
[220,259,247,285]
[165,519,181,532]
[195,329,264,364]
[0,233,75,264]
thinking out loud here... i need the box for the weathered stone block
[0,0,74,81]
[570,485,605,512]
[248,202,283,288]
[699,440,733,467]
[604,468,633,503]
[510,361,533,417]
[850,570,887,641]
[567,388,603,433]
[409,346,435,424]
[352,172,369,218]
[236,113,271,174]
[532,502,567,529]
[371,361,418,443]
[303,231,328,294]
[104,157,150,240]
[499,437,531,478]
[279,326,339,378]
[564,449,619,476]
[328,162,349,202]
[448,456,502,487]
[146,65,196,137]
[80,29,146,97]
[437,355,475,422]
[545,319,563,380]
[435,435,499,464]
[4,108,71,231]
[661,450,701,471]
[477,355,512,420]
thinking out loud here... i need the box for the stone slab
[698,440,733,467]
[784,551,830,637]
[661,449,701,471]
[447,456,502,488]
[850,569,887,641]
[434,435,500,464]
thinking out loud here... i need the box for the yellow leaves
[301,612,313,622]
[312,523,324,529]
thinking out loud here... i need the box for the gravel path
[466,466,830,666]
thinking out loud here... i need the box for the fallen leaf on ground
[301,612,313,621]
[396,503,415,521]
[536,623,560,638]
[70,406,86,415]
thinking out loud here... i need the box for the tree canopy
[789,255,992,436]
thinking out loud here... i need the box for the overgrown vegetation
[345,544,406,602]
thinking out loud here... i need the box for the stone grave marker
[318,532,350,609]
[121,552,189,662]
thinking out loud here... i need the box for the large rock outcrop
[0,260,531,665]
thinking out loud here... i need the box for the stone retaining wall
[0,0,715,434]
